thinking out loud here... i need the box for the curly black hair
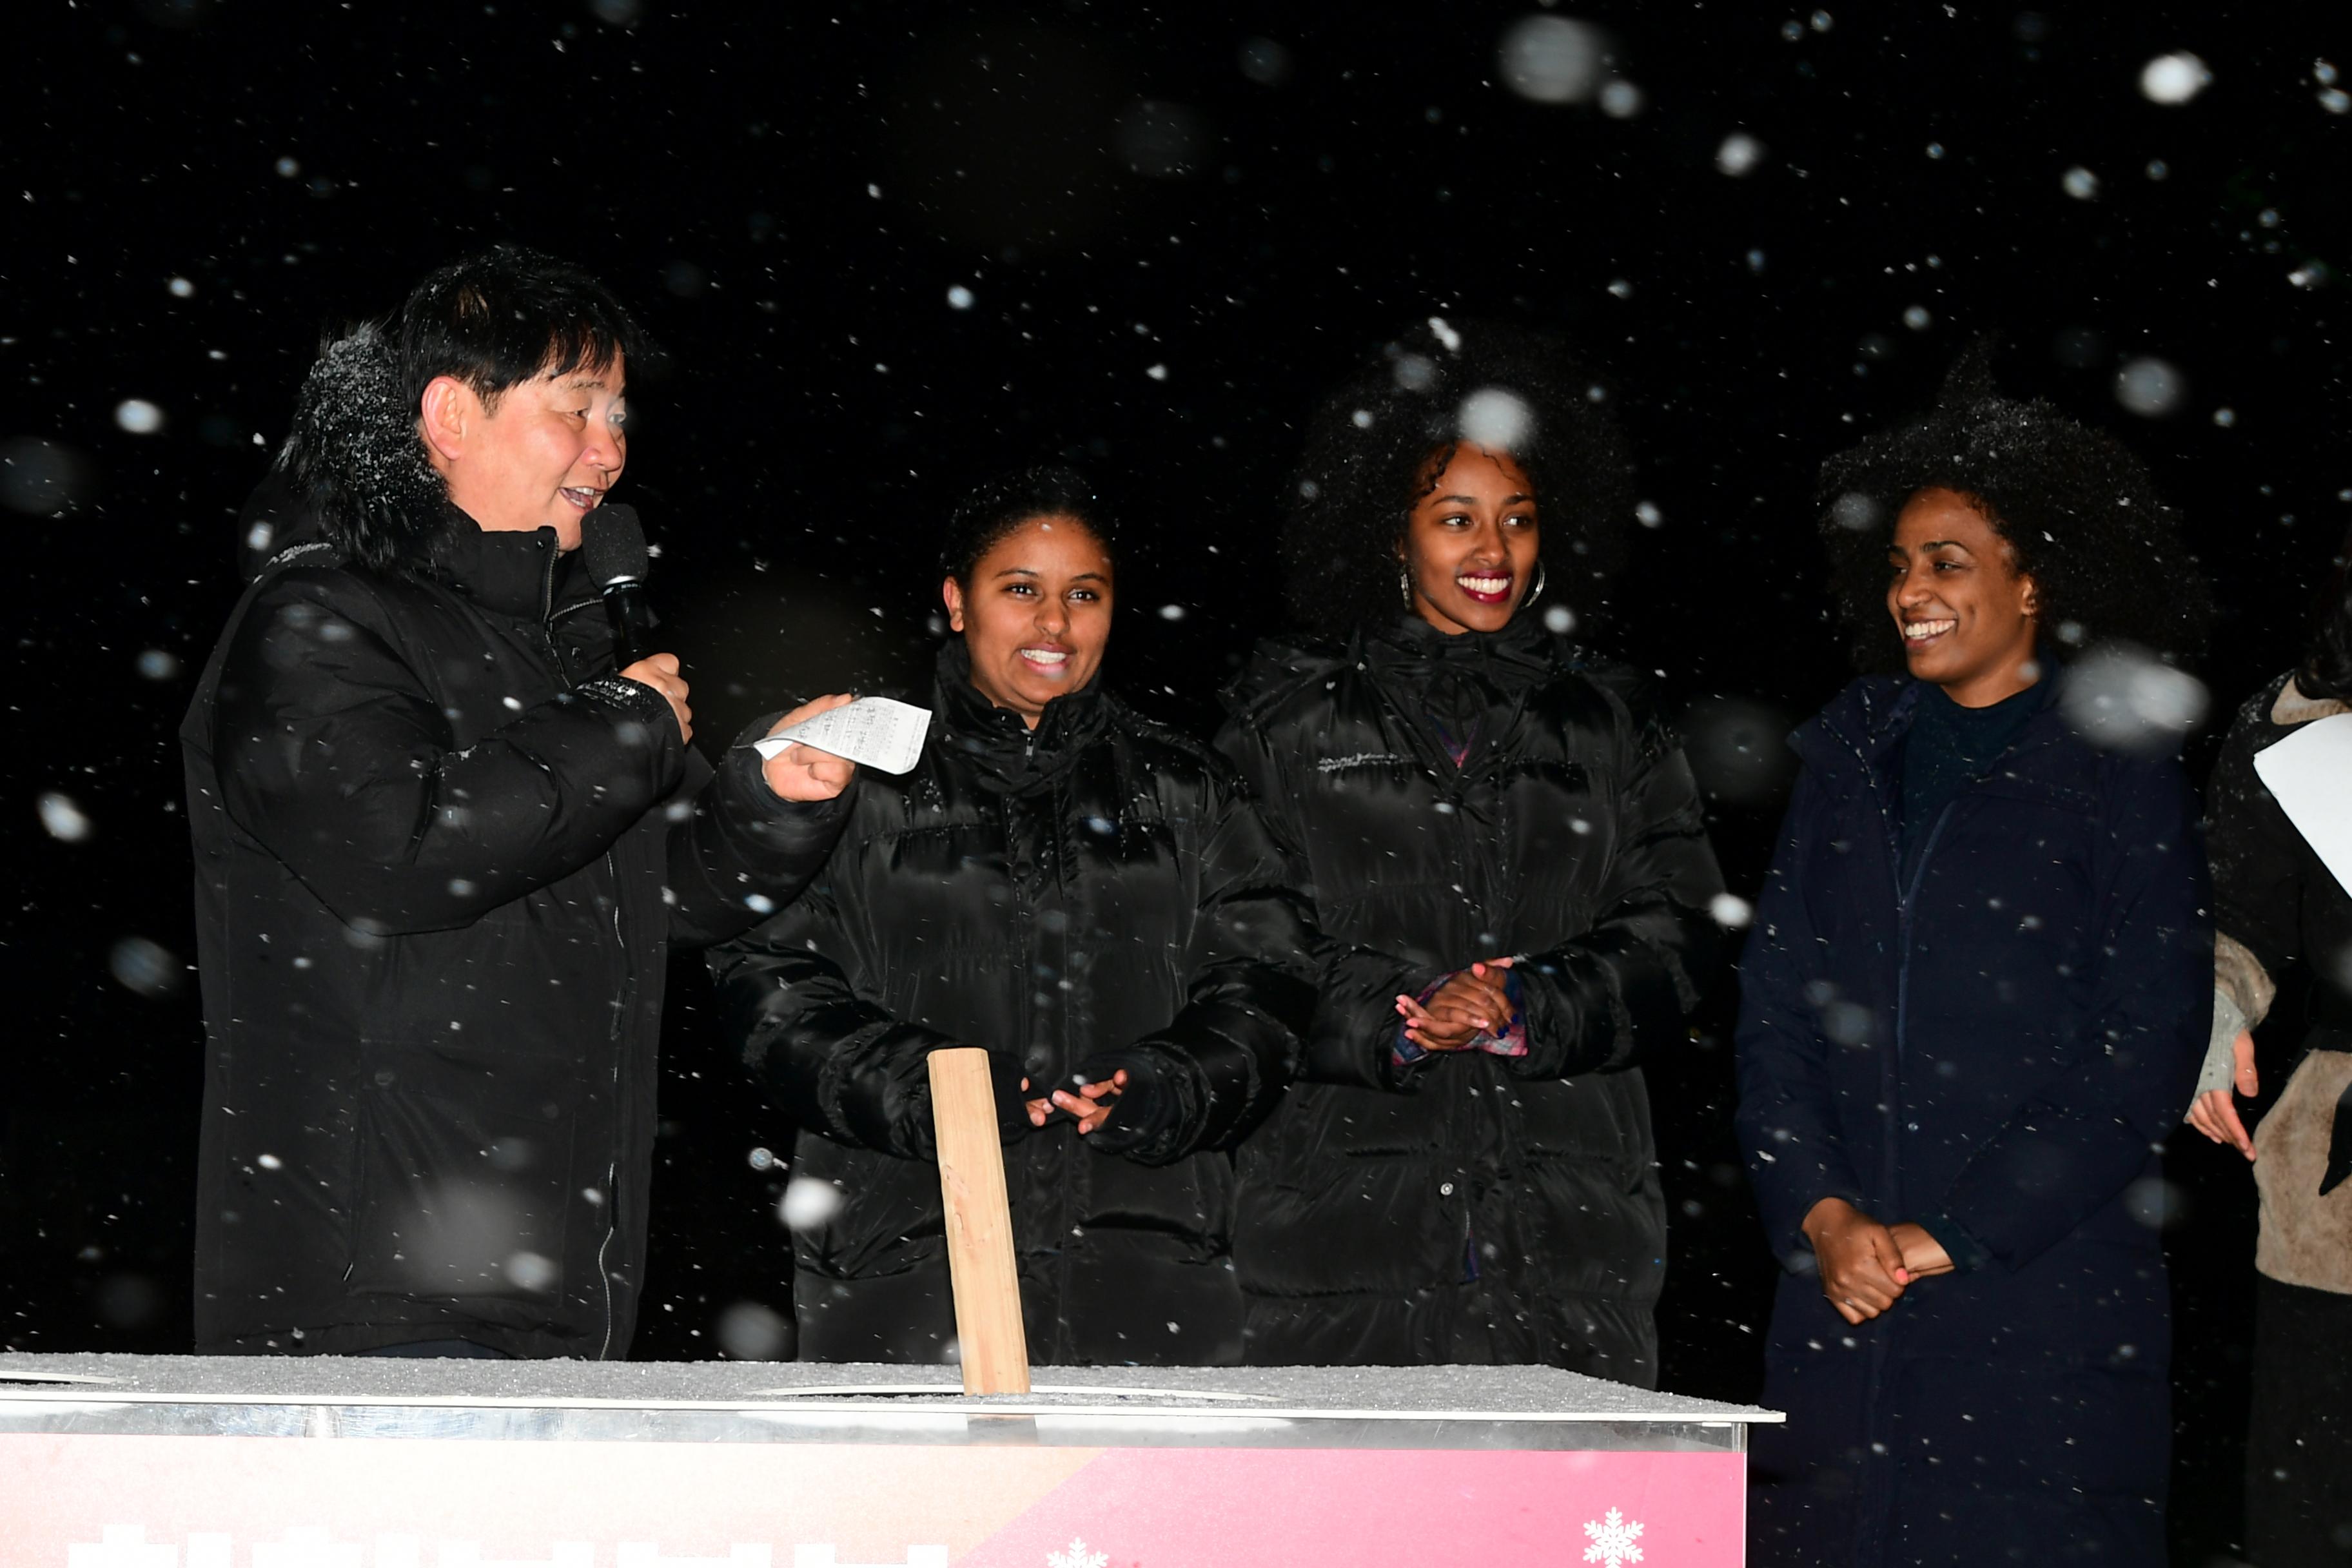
[939,463,1115,584]
[2298,521,2352,701]
[1818,342,2210,672]
[1277,317,1635,637]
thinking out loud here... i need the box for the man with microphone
[182,247,853,1358]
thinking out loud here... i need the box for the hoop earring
[1523,561,1548,609]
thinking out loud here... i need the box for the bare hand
[620,653,692,743]
[1396,957,1514,1054]
[2185,1031,2260,1160]
[1395,992,1478,1052]
[1436,960,1514,1026]
[1052,1070,1128,1135]
[1020,1077,1056,1128]
[1886,1221,1957,1280]
[761,692,858,801]
[1803,1196,1910,1324]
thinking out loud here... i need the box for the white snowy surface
[0,1353,1773,1422]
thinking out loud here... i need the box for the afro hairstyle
[1818,341,2210,672]
[1277,317,1635,637]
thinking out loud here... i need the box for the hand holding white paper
[749,696,931,776]
[2253,711,2352,899]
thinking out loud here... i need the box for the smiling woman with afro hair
[1275,317,1638,638]
[1735,344,2214,1567]
[1211,318,1726,1379]
[1816,342,2210,671]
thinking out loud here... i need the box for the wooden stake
[928,1047,1031,1395]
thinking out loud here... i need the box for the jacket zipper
[1452,767,1498,1338]
[1859,734,1958,1568]
[1827,696,2052,1563]
[1001,783,1054,1364]
[1886,803,1954,1197]
[538,542,625,1361]
[594,881,622,1364]
[1048,772,1074,1366]
[1382,673,1515,1345]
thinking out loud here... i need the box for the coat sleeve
[2206,702,2304,988]
[2197,701,2295,1088]
[663,714,855,950]
[706,868,1019,1161]
[1092,764,1319,1164]
[1505,690,1727,1080]
[1213,712,1439,1091]
[1921,755,2213,1271]
[212,570,689,936]
[1733,765,1872,1263]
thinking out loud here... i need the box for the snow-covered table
[0,1355,1777,1567]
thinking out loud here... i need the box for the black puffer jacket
[709,643,1316,1366]
[182,327,847,1357]
[1215,615,1725,1380]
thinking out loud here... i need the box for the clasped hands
[617,654,856,801]
[1802,1196,1957,1326]
[1394,957,1517,1053]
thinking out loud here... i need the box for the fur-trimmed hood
[246,323,449,579]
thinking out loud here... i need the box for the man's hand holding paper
[752,695,933,793]
[760,693,863,800]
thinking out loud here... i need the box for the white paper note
[2253,710,2352,899]
[747,696,932,776]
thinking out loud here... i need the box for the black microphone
[581,502,659,669]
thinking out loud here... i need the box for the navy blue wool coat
[1734,676,2210,1567]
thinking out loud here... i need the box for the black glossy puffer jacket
[182,330,847,1358]
[1215,614,1725,1381]
[709,643,1316,1367]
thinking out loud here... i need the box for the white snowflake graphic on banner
[1582,1507,1645,1567]
[1046,1540,1108,1568]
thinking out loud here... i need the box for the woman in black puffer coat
[710,467,1316,1366]
[1215,321,1726,1380]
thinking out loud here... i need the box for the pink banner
[1,1434,1743,1566]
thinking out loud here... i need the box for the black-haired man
[182,248,853,1357]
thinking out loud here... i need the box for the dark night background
[5,1,2346,1560]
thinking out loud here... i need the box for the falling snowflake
[1047,1540,1108,1568]
[1583,1507,1646,1567]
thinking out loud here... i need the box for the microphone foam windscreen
[580,502,649,588]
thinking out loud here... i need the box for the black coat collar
[1795,670,2097,815]
[932,639,1112,789]
[1357,612,1565,774]
[1360,611,1561,692]
[426,512,593,623]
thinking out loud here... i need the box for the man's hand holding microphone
[591,504,854,803]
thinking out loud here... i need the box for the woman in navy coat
[1735,351,2213,1565]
